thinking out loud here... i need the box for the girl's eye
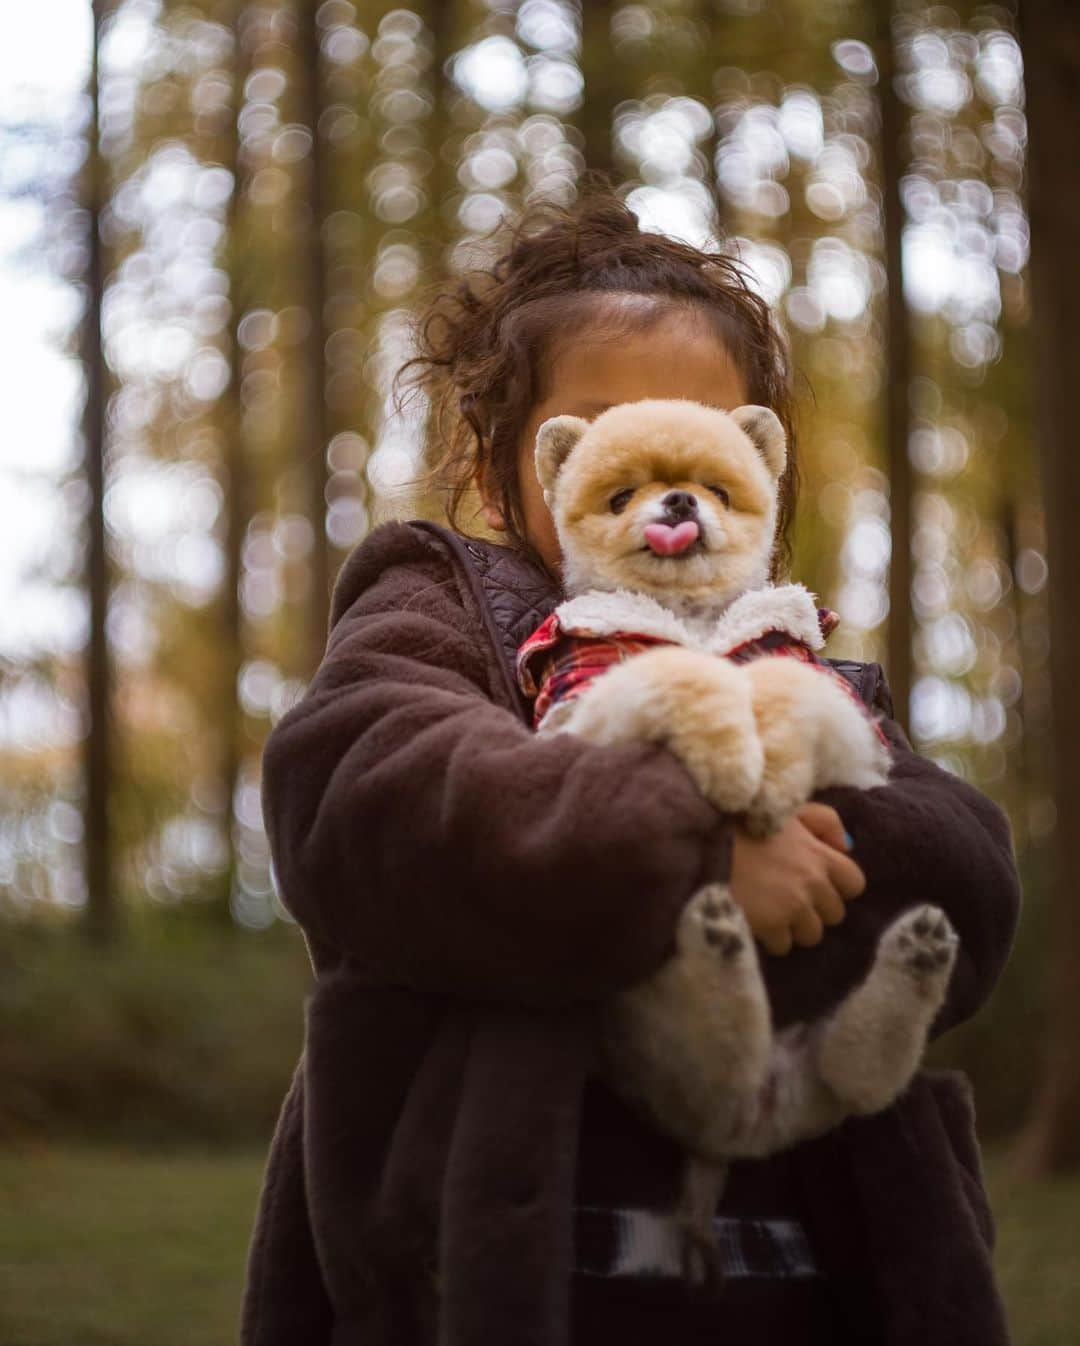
[609,488,635,515]
[706,484,731,508]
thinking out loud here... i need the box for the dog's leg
[690,908,957,1160]
[739,658,892,838]
[816,904,958,1115]
[604,891,768,1294]
[603,886,771,1158]
[677,1155,730,1293]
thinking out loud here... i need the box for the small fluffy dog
[517,399,958,1283]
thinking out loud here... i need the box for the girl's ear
[475,463,507,532]
[535,415,589,503]
[479,498,507,532]
[730,405,786,481]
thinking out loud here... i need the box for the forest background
[2,0,1079,1343]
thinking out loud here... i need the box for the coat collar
[553,582,835,657]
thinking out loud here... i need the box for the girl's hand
[729,802,866,957]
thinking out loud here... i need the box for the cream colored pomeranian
[518,398,958,1283]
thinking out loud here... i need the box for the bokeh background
[2,0,1078,1342]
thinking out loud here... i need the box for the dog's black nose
[661,490,698,521]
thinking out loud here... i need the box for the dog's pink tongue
[644,520,700,556]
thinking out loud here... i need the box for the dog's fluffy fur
[533,399,958,1281]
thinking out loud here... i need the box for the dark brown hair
[399,190,799,578]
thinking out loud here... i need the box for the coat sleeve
[763,667,1022,1037]
[260,530,732,1006]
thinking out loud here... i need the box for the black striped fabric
[574,1205,821,1282]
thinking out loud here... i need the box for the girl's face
[481,308,749,575]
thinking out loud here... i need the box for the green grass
[0,1147,1076,1345]
[0,1147,264,1346]
[0,923,311,1145]
[986,1153,1080,1346]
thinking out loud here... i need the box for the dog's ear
[535,415,589,501]
[730,405,786,481]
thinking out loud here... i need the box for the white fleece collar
[554,582,827,655]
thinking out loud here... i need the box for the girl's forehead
[544,315,747,412]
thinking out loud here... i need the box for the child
[241,195,1020,1346]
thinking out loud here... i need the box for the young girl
[241,195,1020,1346]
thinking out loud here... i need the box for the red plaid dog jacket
[517,601,888,748]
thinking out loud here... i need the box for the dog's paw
[742,759,816,837]
[880,905,958,995]
[670,708,764,814]
[739,656,892,823]
[741,788,795,839]
[677,884,751,964]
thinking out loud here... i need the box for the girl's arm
[761,686,1022,1036]
[261,526,732,1005]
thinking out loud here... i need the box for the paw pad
[888,905,958,983]
[687,886,748,963]
[704,925,744,957]
[702,892,736,921]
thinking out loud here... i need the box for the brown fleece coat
[241,520,1020,1346]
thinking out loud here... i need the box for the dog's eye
[609,488,635,515]
[705,484,730,508]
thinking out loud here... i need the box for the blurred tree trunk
[298,1,331,675]
[874,0,913,741]
[83,0,114,943]
[413,0,457,490]
[216,0,250,920]
[425,0,456,280]
[578,0,618,181]
[1017,0,1080,1175]
[998,491,1031,855]
[700,1,734,239]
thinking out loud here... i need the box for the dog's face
[535,398,786,605]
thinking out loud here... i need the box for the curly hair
[398,189,799,579]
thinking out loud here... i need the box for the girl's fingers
[790,906,825,948]
[822,847,867,902]
[794,801,849,851]
[812,884,848,927]
[760,925,793,957]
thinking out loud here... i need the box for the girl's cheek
[516,444,562,569]
[524,498,562,573]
